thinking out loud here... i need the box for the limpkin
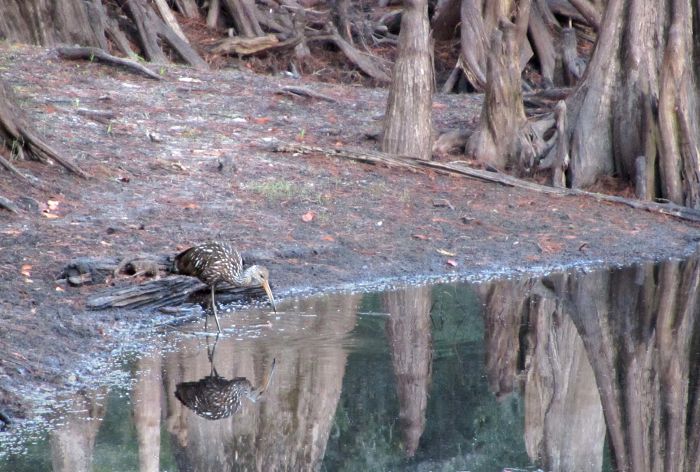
[175,355,277,420]
[174,241,276,332]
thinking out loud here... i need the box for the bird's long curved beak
[262,280,276,312]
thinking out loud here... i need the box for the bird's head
[245,265,276,312]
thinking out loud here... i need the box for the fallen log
[63,243,340,309]
[272,141,700,224]
[56,46,163,80]
[0,195,19,213]
[86,275,268,310]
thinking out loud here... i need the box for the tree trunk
[0,0,207,69]
[465,18,537,171]
[381,0,433,160]
[0,0,104,46]
[565,0,700,208]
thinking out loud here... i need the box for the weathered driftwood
[65,243,339,309]
[57,46,162,80]
[273,141,700,223]
[86,276,268,310]
[209,34,289,56]
[61,253,267,310]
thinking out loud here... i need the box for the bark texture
[465,19,536,171]
[381,0,434,160]
[566,0,700,207]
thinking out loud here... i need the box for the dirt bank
[0,44,698,422]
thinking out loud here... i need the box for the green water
[4,256,700,471]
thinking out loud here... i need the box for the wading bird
[174,241,276,332]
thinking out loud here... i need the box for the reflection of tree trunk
[383,286,432,457]
[255,294,359,471]
[480,256,700,472]
[563,257,700,472]
[133,353,162,472]
[164,293,359,471]
[481,275,606,471]
[479,278,529,397]
[523,279,605,472]
[49,390,106,472]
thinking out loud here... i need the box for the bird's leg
[206,333,220,376]
[210,285,222,333]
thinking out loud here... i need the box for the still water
[2,255,700,471]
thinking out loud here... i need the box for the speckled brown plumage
[175,375,255,420]
[175,241,244,288]
[174,358,277,420]
[174,241,276,332]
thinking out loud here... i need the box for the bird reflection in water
[174,336,276,420]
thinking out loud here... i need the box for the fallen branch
[276,86,338,102]
[87,276,269,310]
[65,243,339,309]
[209,34,283,55]
[0,153,32,184]
[0,195,19,213]
[56,46,163,80]
[272,141,700,223]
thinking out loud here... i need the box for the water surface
[2,255,700,471]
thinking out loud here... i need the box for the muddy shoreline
[1,44,699,422]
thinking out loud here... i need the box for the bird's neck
[232,266,258,286]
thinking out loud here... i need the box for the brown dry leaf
[412,234,429,240]
[183,202,199,209]
[537,237,563,254]
[321,235,335,241]
[301,211,315,222]
[254,117,271,124]
[20,264,32,277]
[436,248,456,257]
[446,259,458,267]
[42,212,60,219]
[47,199,60,211]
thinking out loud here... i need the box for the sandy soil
[0,43,698,422]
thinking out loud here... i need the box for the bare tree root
[56,46,163,80]
[466,19,541,172]
[0,82,87,180]
[310,24,391,83]
[125,0,208,69]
